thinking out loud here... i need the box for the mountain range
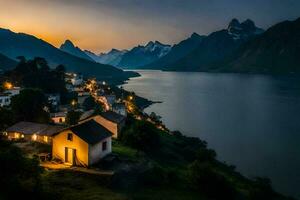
[150,19,265,71]
[60,40,94,61]
[0,17,299,76]
[0,28,135,83]
[85,49,128,66]
[117,41,171,68]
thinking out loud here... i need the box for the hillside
[218,17,300,74]
[0,53,17,70]
[0,28,136,83]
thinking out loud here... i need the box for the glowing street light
[71,100,77,106]
[3,81,13,90]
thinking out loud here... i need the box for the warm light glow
[44,136,48,143]
[14,133,20,139]
[71,100,77,106]
[32,134,37,141]
[21,134,24,138]
[3,81,13,90]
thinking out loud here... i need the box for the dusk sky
[1,0,300,53]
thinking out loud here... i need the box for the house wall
[52,130,89,166]
[92,115,119,138]
[51,116,66,124]
[88,137,112,165]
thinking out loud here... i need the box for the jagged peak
[61,39,75,48]
[228,18,241,28]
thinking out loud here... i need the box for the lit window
[21,134,24,138]
[43,136,48,143]
[67,133,73,141]
[15,133,20,139]
[32,134,37,141]
[102,141,107,151]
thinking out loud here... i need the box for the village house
[4,86,21,96]
[71,73,84,86]
[50,112,67,124]
[80,111,126,138]
[112,102,127,117]
[52,119,112,166]
[0,87,22,107]
[5,121,64,144]
[0,93,11,107]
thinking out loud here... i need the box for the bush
[66,110,82,125]
[0,139,47,199]
[188,161,236,199]
[120,118,160,152]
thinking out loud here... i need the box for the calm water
[123,70,300,199]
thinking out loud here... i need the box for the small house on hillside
[52,119,112,166]
[0,93,11,107]
[5,122,64,144]
[50,112,67,124]
[80,111,126,138]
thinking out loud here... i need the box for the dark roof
[69,119,112,145]
[79,110,95,121]
[100,111,126,124]
[6,121,65,136]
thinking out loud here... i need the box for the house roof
[79,109,95,121]
[69,119,112,145]
[6,121,65,136]
[100,111,126,124]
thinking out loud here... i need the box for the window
[102,141,107,151]
[67,133,73,141]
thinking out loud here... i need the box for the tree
[11,89,50,123]
[0,139,47,200]
[120,117,160,152]
[0,107,14,130]
[82,96,96,111]
[66,110,81,125]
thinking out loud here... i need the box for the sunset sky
[0,0,300,53]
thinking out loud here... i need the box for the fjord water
[123,70,300,198]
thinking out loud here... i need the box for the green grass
[112,140,140,161]
[42,170,127,200]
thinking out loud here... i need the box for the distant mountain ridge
[60,40,94,61]
[0,28,134,82]
[218,17,300,74]
[117,41,171,68]
[85,49,128,66]
[164,18,264,71]
[142,33,206,69]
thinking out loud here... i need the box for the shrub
[120,118,160,152]
[188,161,236,199]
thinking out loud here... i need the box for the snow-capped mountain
[227,19,264,40]
[60,40,94,61]
[85,49,127,66]
[117,41,171,68]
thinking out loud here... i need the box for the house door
[65,147,76,165]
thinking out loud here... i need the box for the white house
[0,94,11,107]
[52,119,112,166]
